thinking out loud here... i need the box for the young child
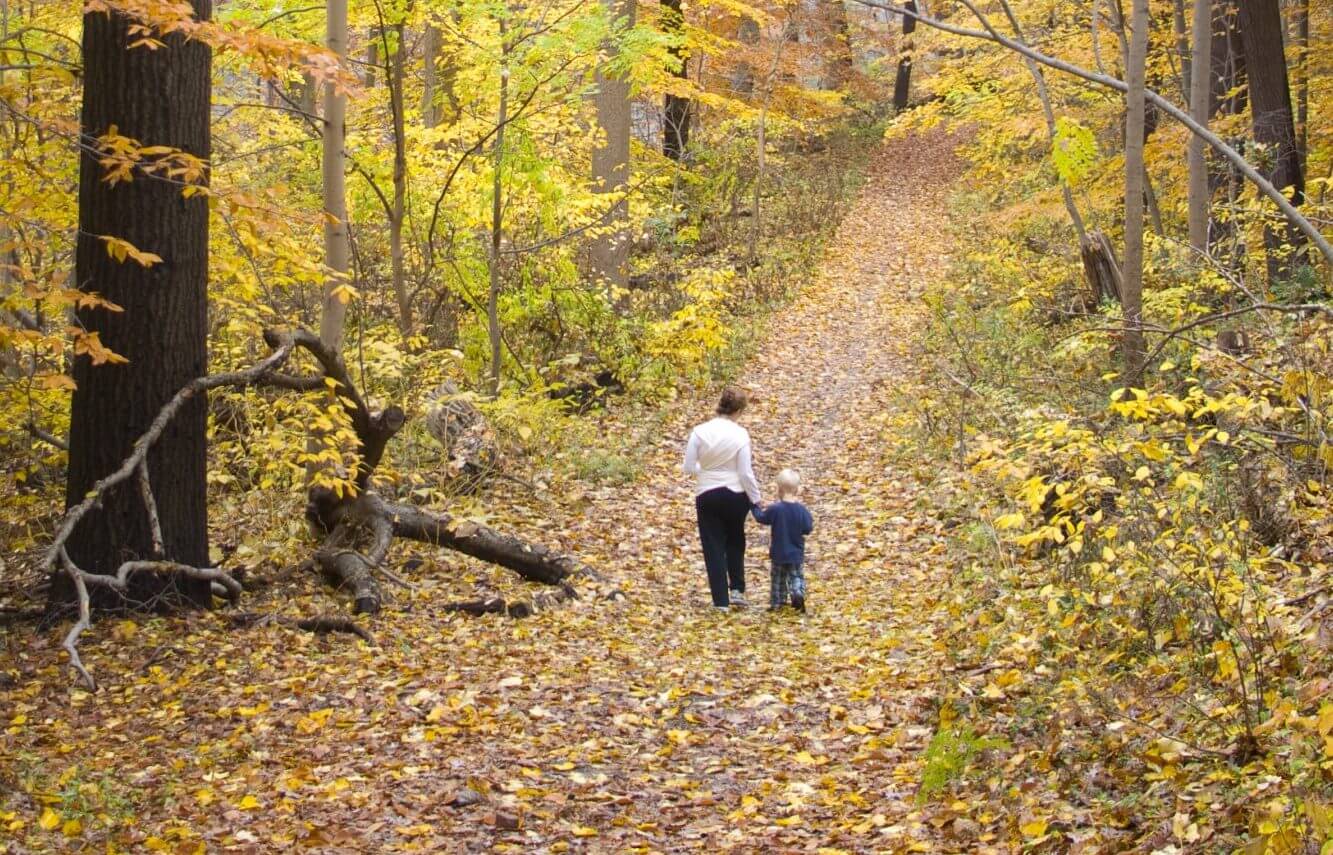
[751,469,814,611]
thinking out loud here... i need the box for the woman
[683,387,762,610]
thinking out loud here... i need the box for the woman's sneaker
[729,590,748,608]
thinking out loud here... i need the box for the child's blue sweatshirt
[751,500,814,565]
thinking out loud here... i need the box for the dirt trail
[512,126,971,850]
[1,130,969,853]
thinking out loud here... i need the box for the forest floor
[3,129,981,852]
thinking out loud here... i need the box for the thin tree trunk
[750,17,792,263]
[422,24,440,128]
[1237,0,1304,279]
[1206,0,1245,260]
[388,22,411,335]
[1187,0,1211,253]
[823,0,854,89]
[364,40,378,87]
[320,0,351,352]
[662,0,691,159]
[893,0,917,111]
[488,25,509,396]
[1209,0,1246,118]
[1106,0,1163,241]
[1173,0,1191,99]
[1122,0,1148,381]
[733,18,760,96]
[996,0,1087,241]
[591,0,635,293]
[1292,0,1308,172]
[57,0,212,610]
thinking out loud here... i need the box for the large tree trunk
[1122,0,1148,382]
[892,0,917,112]
[1186,0,1211,253]
[1236,0,1303,279]
[662,0,691,160]
[320,0,351,352]
[590,0,635,294]
[55,0,212,611]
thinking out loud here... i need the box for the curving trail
[1,129,969,853]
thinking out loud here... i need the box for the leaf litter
[3,128,986,852]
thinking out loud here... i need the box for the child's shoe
[791,593,805,612]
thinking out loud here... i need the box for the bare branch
[138,463,163,557]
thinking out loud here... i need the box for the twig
[24,420,67,451]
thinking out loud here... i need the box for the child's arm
[751,503,773,524]
[801,505,814,535]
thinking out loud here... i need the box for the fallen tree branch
[44,325,605,686]
[226,611,377,644]
[45,335,301,688]
[387,499,597,586]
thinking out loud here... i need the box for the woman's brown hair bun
[716,386,748,416]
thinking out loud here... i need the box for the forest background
[2,0,1333,847]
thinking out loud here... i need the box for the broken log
[1080,229,1124,308]
[386,500,593,586]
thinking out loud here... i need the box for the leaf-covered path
[3,130,969,852]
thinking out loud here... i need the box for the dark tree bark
[893,0,917,112]
[1206,0,1245,260]
[1236,0,1303,278]
[1208,0,1246,118]
[53,0,213,613]
[662,0,691,160]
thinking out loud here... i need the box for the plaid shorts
[770,561,806,607]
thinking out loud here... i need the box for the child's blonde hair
[776,468,801,499]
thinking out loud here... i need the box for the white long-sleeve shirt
[682,417,762,504]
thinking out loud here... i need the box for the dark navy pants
[695,487,751,607]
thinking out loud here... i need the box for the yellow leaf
[62,818,82,836]
[237,794,262,810]
[571,826,598,837]
[775,815,803,827]
[39,808,60,831]
[1020,819,1048,838]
